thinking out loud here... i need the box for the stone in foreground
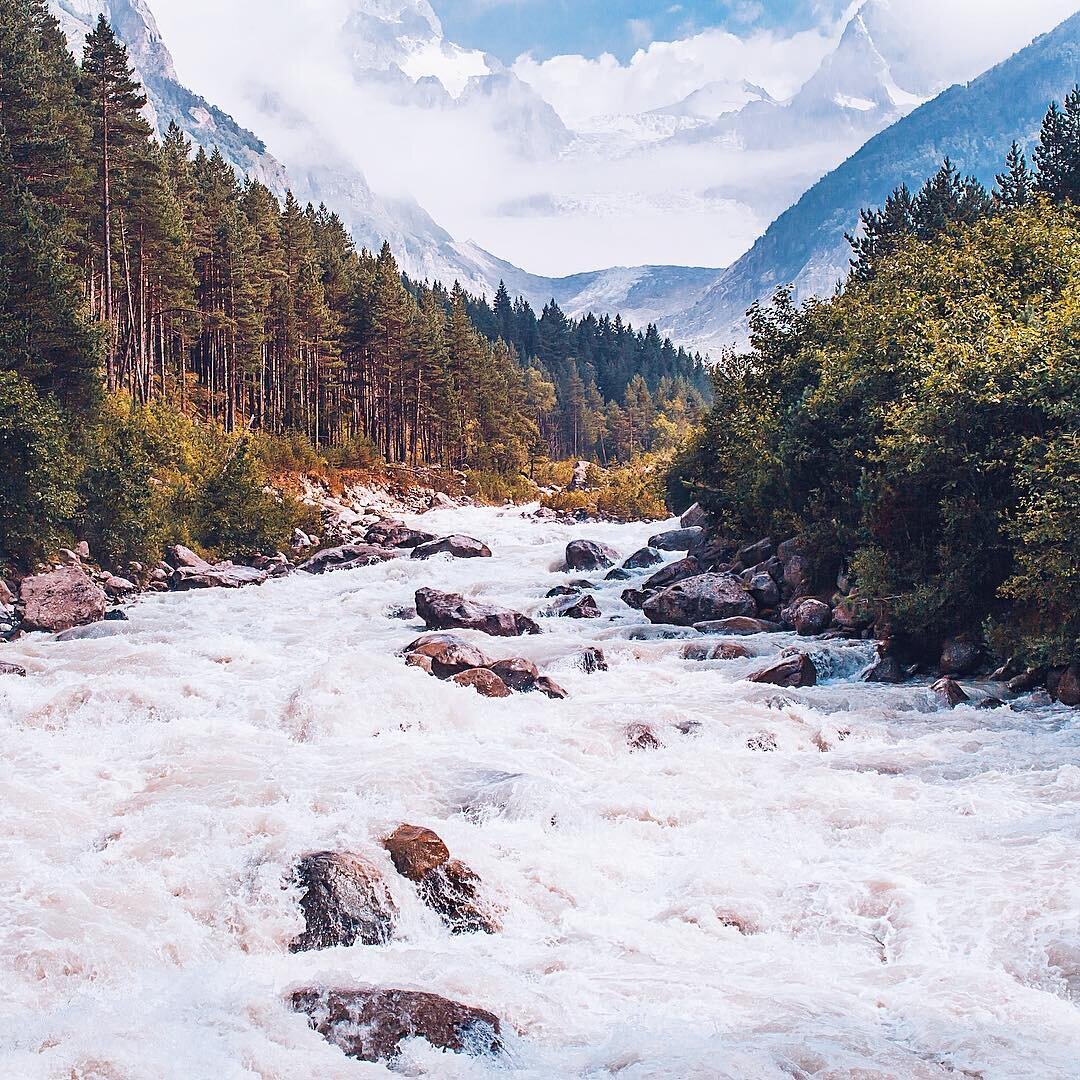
[416,589,540,637]
[411,535,493,560]
[20,566,106,633]
[643,573,755,627]
[290,986,502,1063]
[749,653,818,688]
[291,852,398,952]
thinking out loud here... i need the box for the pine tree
[1034,89,1080,203]
[79,15,151,391]
[994,142,1034,209]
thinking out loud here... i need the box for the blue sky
[432,1,844,63]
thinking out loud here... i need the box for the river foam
[1,505,1078,1078]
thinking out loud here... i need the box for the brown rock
[939,637,983,677]
[487,657,540,692]
[167,544,210,570]
[862,655,906,684]
[680,503,709,529]
[299,544,401,575]
[931,678,969,708]
[383,825,451,882]
[291,852,398,952]
[452,668,512,698]
[737,538,775,567]
[1007,667,1044,694]
[644,557,699,591]
[290,987,502,1063]
[427,641,498,679]
[533,676,569,700]
[0,580,16,607]
[1053,663,1080,706]
[416,589,540,638]
[749,653,817,688]
[794,599,832,637]
[564,539,619,571]
[171,563,269,590]
[648,527,705,552]
[20,566,106,633]
[748,572,780,609]
[682,642,751,661]
[546,593,601,619]
[693,617,782,636]
[642,573,756,627]
[405,652,434,674]
[622,547,663,570]
[627,723,661,751]
[418,858,500,934]
[411,535,493,561]
[577,646,608,673]
[621,589,648,610]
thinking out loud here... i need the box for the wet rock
[20,566,106,633]
[622,547,663,570]
[171,563,269,590]
[577,646,608,673]
[533,676,569,700]
[103,609,129,622]
[411,535,493,561]
[405,632,470,658]
[290,987,502,1063]
[102,574,138,597]
[627,723,662,751]
[383,825,498,934]
[682,641,751,661]
[862,655,906,684]
[939,636,983,677]
[794,599,832,637]
[564,539,619,571]
[291,852,398,952]
[643,573,756,627]
[546,585,580,598]
[605,567,632,581]
[546,593,601,619]
[621,589,648,611]
[748,572,780,609]
[0,661,27,677]
[299,544,400,575]
[644,557,699,591]
[56,622,129,642]
[648,527,705,552]
[693,617,782,636]
[749,653,817,687]
[488,657,540,692]
[427,642,498,680]
[405,652,434,674]
[737,538,775,567]
[452,668,512,698]
[680,503,709,529]
[931,678,969,708]
[1052,663,1080,706]
[748,732,779,752]
[367,524,437,549]
[1007,667,1044,694]
[415,589,540,638]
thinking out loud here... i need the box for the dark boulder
[783,555,812,597]
[411,536,493,561]
[621,589,648,610]
[533,676,569,700]
[368,524,437,549]
[605,568,632,581]
[648,527,705,552]
[680,503,709,529]
[862,655,906,684]
[577,646,608,673]
[622,547,663,570]
[291,852,398,952]
[427,641,498,680]
[452,669,512,698]
[564,540,619,571]
[737,538,774,567]
[794,599,832,637]
[1052,663,1080,706]
[1007,667,1044,694]
[643,557,700,592]
[682,641,751,661]
[488,657,540,692]
[299,544,401,575]
[643,573,756,627]
[749,653,817,688]
[171,563,270,590]
[832,597,874,632]
[0,661,27,677]
[939,637,983,677]
[931,678,969,708]
[748,572,780,609]
[546,593,601,619]
[415,589,540,638]
[776,538,802,564]
[290,987,501,1063]
[20,566,105,633]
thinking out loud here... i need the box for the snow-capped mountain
[660,8,1080,352]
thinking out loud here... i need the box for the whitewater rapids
[1,505,1078,1079]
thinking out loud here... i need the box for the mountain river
[1,504,1078,1078]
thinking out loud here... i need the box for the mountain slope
[664,10,1080,351]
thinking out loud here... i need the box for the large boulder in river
[565,540,618,571]
[643,573,756,627]
[171,563,269,590]
[644,557,699,591]
[794,599,832,637]
[290,986,502,1063]
[452,668,512,698]
[291,852,398,952]
[415,589,540,638]
[648,527,705,552]
[299,544,401,575]
[546,593,601,619]
[20,566,105,633]
[411,535,492,561]
[622,547,663,570]
[694,616,782,635]
[427,641,498,679]
[749,653,817,687]
[383,825,498,934]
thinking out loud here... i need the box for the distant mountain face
[659,9,1080,353]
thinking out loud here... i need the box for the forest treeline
[0,2,707,568]
[672,90,1080,665]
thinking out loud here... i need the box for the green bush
[0,371,76,568]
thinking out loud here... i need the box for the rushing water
[1,505,1078,1079]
